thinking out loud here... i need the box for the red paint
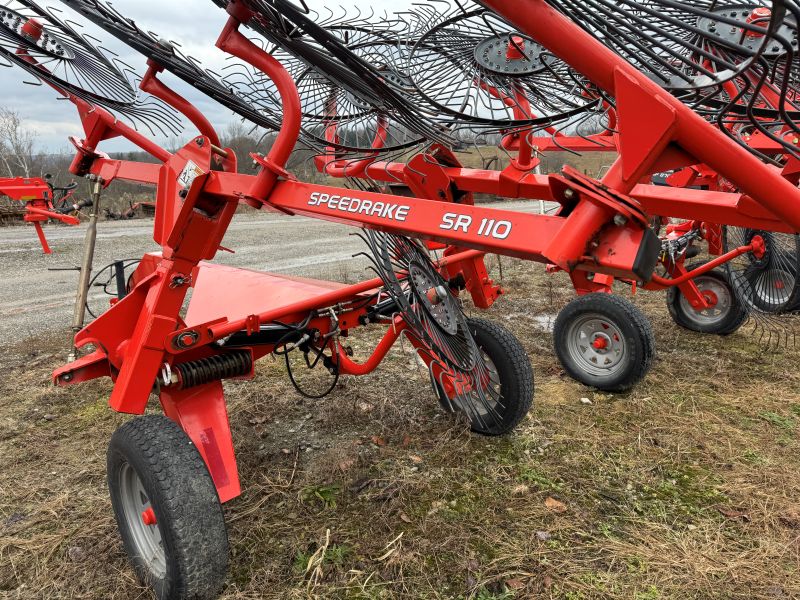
[141,507,157,526]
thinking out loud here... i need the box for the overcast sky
[1,0,413,152]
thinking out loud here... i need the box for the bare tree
[0,108,36,177]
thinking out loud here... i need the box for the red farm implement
[0,175,85,252]
[1,0,799,597]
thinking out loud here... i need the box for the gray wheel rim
[678,275,733,327]
[118,462,166,578]
[565,312,627,378]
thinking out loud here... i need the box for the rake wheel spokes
[723,225,800,346]
[61,0,284,135]
[0,0,180,136]
[359,230,505,431]
[223,38,430,155]
[406,6,603,127]
[223,0,455,149]
[543,0,800,157]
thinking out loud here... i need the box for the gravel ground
[0,200,542,343]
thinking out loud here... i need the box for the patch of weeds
[518,466,562,491]
[634,466,726,519]
[741,449,767,465]
[759,411,796,433]
[545,538,565,550]
[292,543,351,575]
[325,543,351,566]
[300,484,340,509]
[634,585,661,600]
[791,404,800,417]
[77,398,112,424]
[625,556,647,574]
[597,521,619,539]
[475,587,515,600]
[292,549,314,574]
[578,571,611,593]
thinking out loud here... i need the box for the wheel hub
[754,268,796,306]
[701,289,720,308]
[696,6,799,57]
[566,315,627,377]
[409,261,459,335]
[679,276,732,325]
[0,8,75,59]
[141,507,157,526]
[591,334,610,350]
[473,33,548,76]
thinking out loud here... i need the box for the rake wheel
[542,0,800,158]
[62,0,284,134]
[0,0,178,135]
[407,6,602,127]
[360,230,526,433]
[221,0,453,149]
[724,227,800,313]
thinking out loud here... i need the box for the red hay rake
[0,175,84,252]
[3,0,800,596]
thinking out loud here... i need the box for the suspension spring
[172,351,252,390]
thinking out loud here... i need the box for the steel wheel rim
[565,312,627,378]
[118,462,166,578]
[677,276,733,326]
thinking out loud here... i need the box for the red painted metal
[141,507,157,526]
[0,176,81,253]
[40,0,800,508]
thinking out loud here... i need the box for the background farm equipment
[1,0,799,597]
[0,174,87,252]
[103,200,156,220]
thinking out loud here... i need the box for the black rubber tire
[442,317,534,436]
[107,415,229,600]
[553,293,656,392]
[666,262,748,335]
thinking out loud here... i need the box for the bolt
[178,189,188,199]
[141,507,157,526]
[564,189,575,200]
[613,214,628,226]
[61,372,73,382]
[195,138,204,147]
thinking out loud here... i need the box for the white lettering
[454,215,472,233]
[492,220,512,239]
[306,193,411,224]
[441,213,457,231]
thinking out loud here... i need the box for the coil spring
[174,351,252,390]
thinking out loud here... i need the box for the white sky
[0,0,414,151]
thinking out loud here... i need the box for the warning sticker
[177,160,205,189]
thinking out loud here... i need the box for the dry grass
[1,258,799,599]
